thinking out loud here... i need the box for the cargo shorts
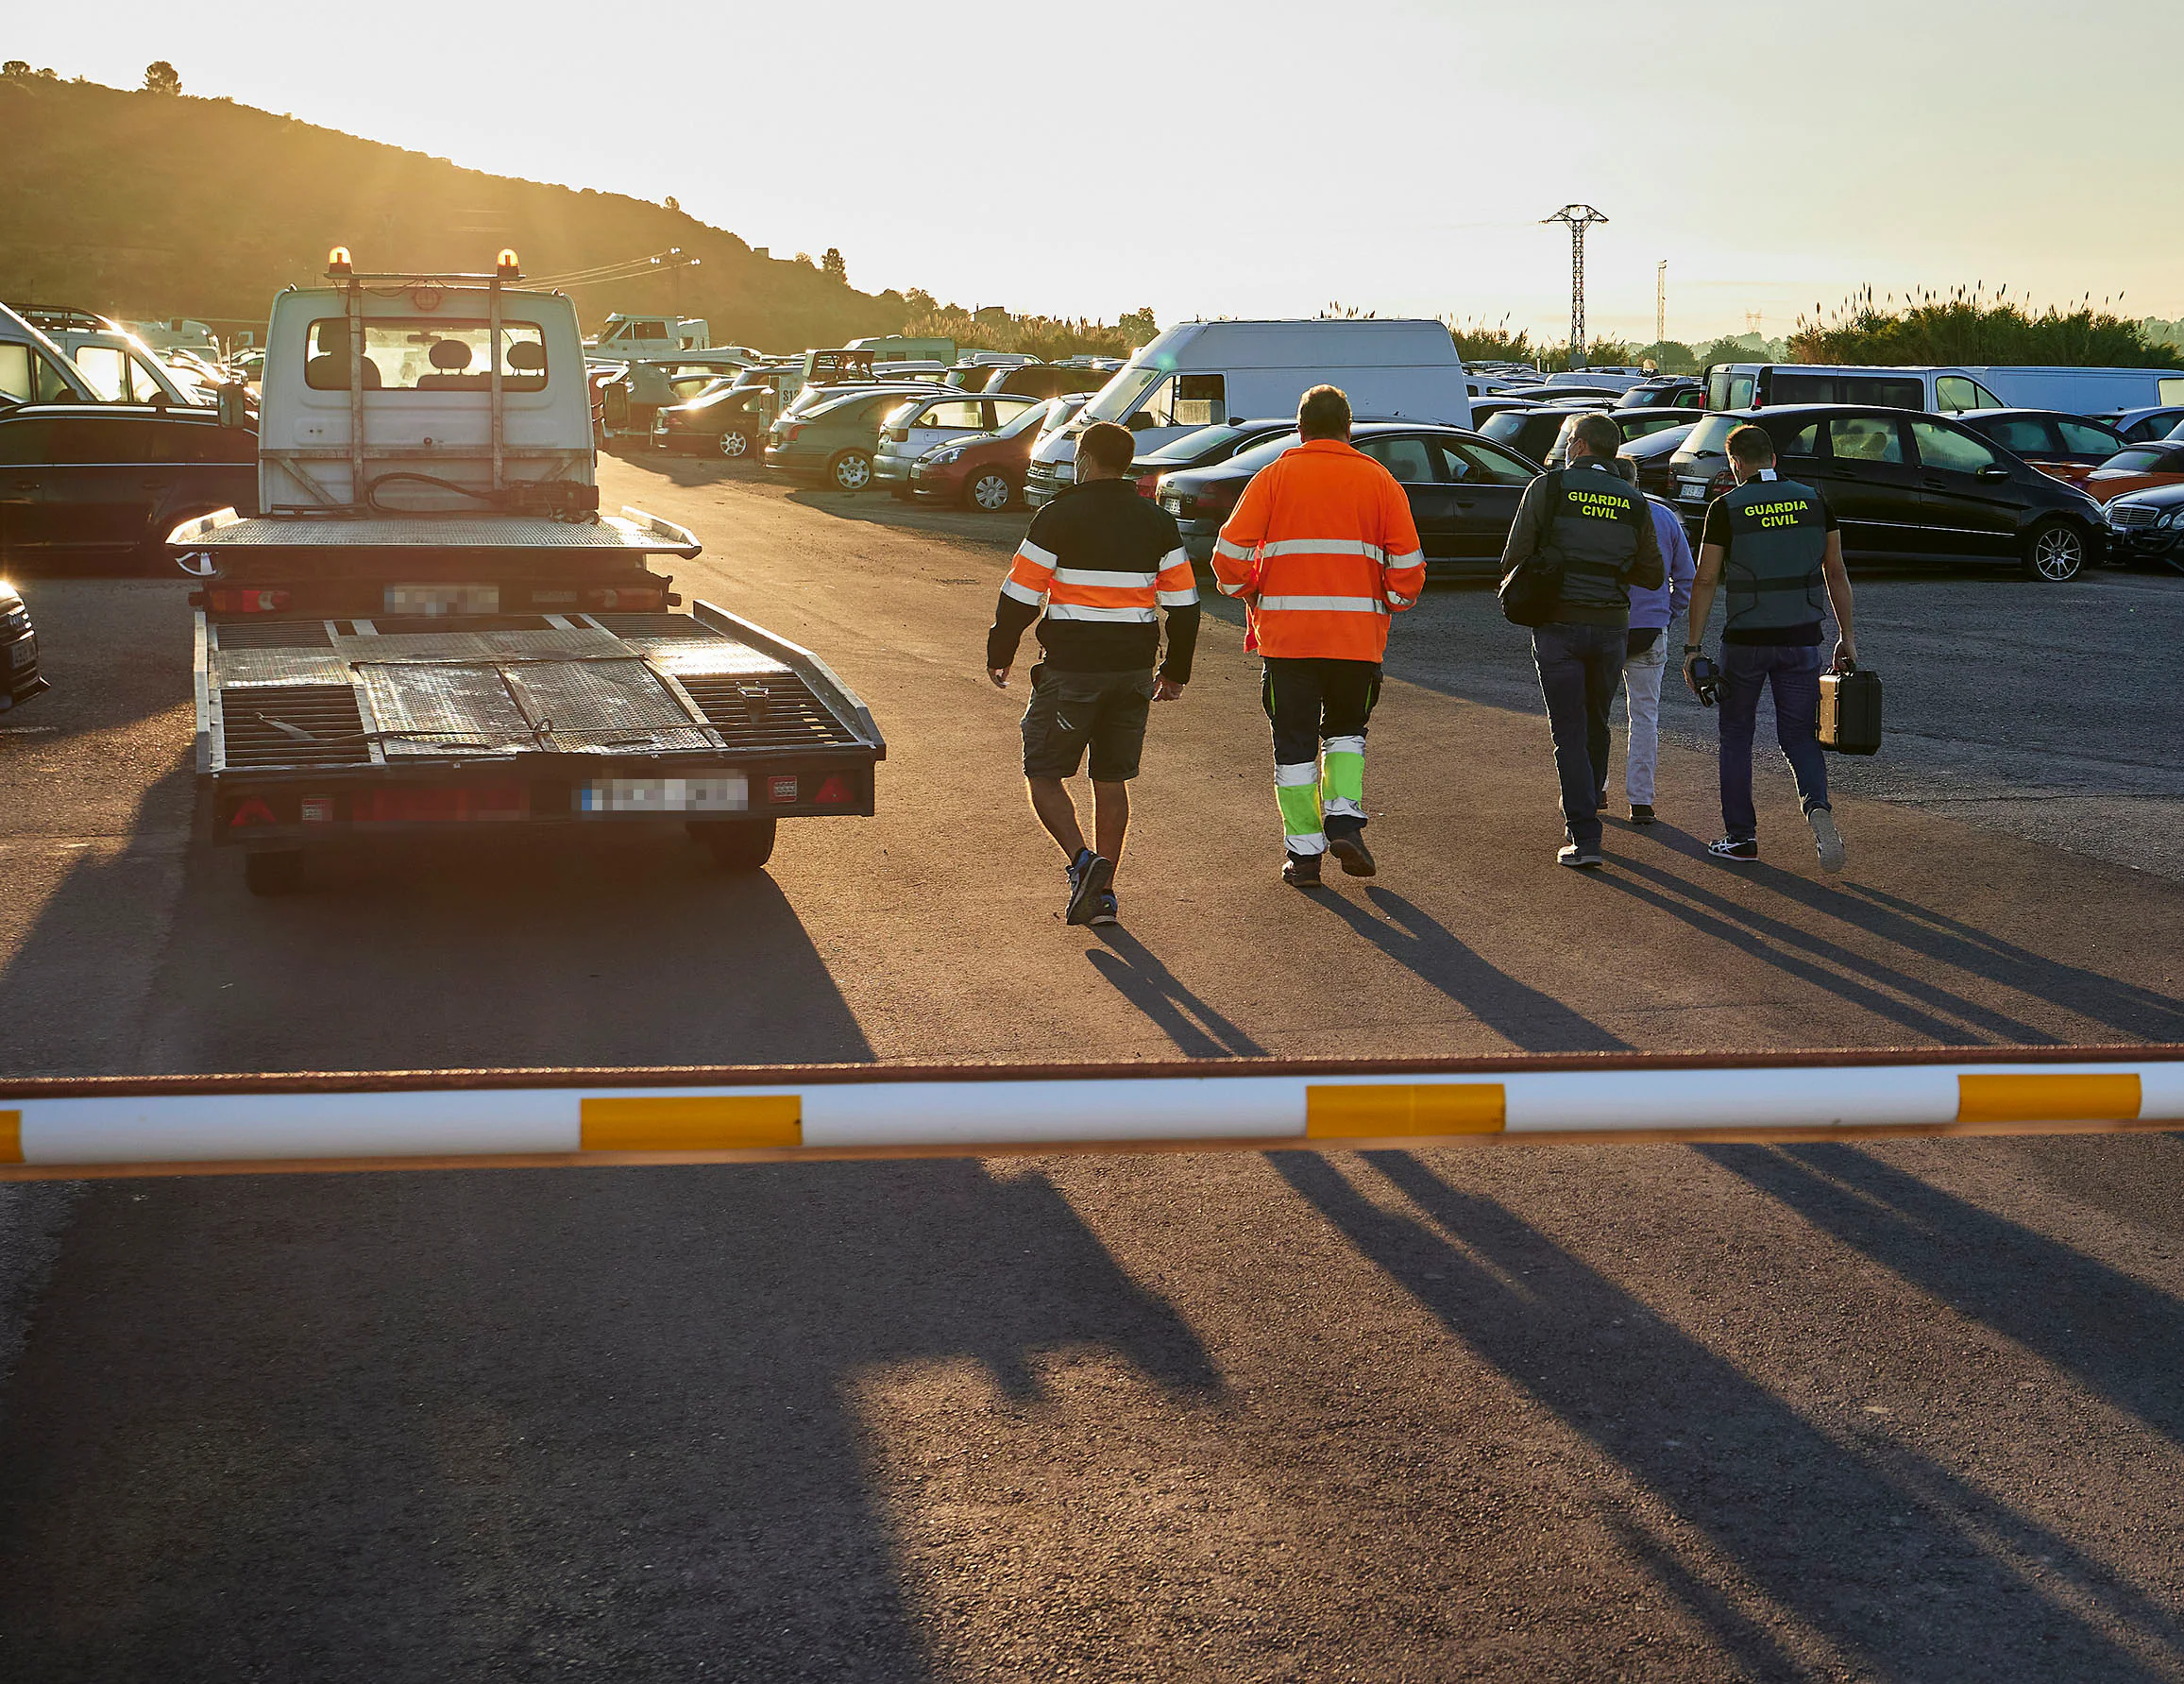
[1021,664,1156,783]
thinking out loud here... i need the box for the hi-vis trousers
[1262,656,1381,859]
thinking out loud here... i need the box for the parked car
[982,364,1109,400]
[1540,405,1701,468]
[907,395,1087,511]
[1127,418,1300,497]
[1705,364,2007,414]
[653,379,778,457]
[873,392,1045,494]
[1467,396,1543,426]
[2074,438,2184,504]
[2102,481,2184,571]
[1617,378,1706,410]
[765,387,940,490]
[2109,405,2184,443]
[1617,420,1698,498]
[0,403,259,569]
[0,578,44,710]
[1953,409,2125,478]
[1,302,103,405]
[1155,421,1543,568]
[1480,406,1600,465]
[1666,405,2107,580]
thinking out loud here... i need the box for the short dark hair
[1077,420,1136,475]
[1296,384,1351,440]
[1569,414,1621,461]
[1727,423,1776,468]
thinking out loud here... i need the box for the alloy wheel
[2033,525,2084,581]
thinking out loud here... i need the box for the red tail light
[1135,472,1160,498]
[814,773,853,806]
[207,588,292,614]
[229,796,277,827]
[779,423,804,443]
[1707,468,1735,499]
[888,428,909,443]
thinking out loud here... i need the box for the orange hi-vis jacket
[1211,439,1426,661]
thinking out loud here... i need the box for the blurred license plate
[7,636,33,669]
[579,774,748,813]
[384,584,499,616]
[1677,480,1708,502]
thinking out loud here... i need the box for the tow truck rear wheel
[689,816,777,872]
[244,848,305,897]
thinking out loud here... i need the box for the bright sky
[16,0,2183,346]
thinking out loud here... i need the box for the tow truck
[173,250,884,896]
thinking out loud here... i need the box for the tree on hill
[144,60,180,95]
[821,247,847,285]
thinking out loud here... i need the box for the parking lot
[2,448,2182,1681]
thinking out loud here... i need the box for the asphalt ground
[0,450,2180,1680]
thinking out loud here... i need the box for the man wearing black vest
[1499,413,1666,868]
[1683,423,1856,873]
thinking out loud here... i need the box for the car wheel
[688,816,777,872]
[830,451,872,492]
[719,428,751,459]
[966,469,1016,512]
[244,848,305,896]
[2023,519,2087,582]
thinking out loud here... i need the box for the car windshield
[993,400,1053,441]
[1142,423,1258,464]
[1222,433,1304,472]
[2098,449,2167,473]
[1079,363,1166,424]
[1481,412,1543,446]
[1680,414,1742,456]
[1622,423,1696,456]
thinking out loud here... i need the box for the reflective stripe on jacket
[1211,438,1424,661]
[1004,539,1197,623]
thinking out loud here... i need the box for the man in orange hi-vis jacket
[1211,385,1425,887]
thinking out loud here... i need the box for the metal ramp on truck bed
[197,601,883,776]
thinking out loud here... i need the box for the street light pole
[1542,204,1609,369]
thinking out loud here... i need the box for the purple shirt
[1630,497,1696,630]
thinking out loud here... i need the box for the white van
[1708,362,2184,417]
[42,323,212,407]
[0,303,100,406]
[1024,319,1469,507]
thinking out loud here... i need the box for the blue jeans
[1532,621,1626,847]
[1718,642,1831,842]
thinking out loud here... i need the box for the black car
[1157,421,1544,569]
[1617,378,1706,411]
[1617,420,1698,498]
[1480,405,1604,465]
[0,579,44,709]
[0,403,258,570]
[1128,418,1298,494]
[1954,408,2125,470]
[1666,405,2107,580]
[1537,406,1701,468]
[1468,396,1543,425]
[655,382,773,458]
[2112,405,2184,443]
[2103,481,2184,572]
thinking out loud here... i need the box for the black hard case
[1818,664,1883,755]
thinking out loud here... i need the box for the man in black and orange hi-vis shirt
[988,420,1200,927]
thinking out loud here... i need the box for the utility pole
[1542,204,1608,368]
[1656,260,1667,348]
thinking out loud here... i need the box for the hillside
[0,74,915,351]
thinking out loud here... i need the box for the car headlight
[926,446,966,465]
[2162,508,2184,529]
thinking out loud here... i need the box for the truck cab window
[304,320,550,393]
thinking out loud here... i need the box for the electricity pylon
[1543,204,1609,368]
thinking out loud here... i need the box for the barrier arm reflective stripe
[0,1048,2177,1181]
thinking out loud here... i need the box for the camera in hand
[1687,654,1721,707]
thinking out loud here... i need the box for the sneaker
[1628,804,1656,825]
[1065,849,1113,925]
[1708,836,1758,861]
[1557,842,1603,869]
[1328,832,1377,878]
[1087,891,1120,927]
[1808,807,1846,875]
[1282,853,1323,889]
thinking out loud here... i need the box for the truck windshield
[305,320,549,392]
[1079,364,1165,424]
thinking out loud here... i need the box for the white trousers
[1622,630,1669,804]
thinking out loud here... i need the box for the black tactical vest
[1540,464,1642,618]
[1720,474,1828,632]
